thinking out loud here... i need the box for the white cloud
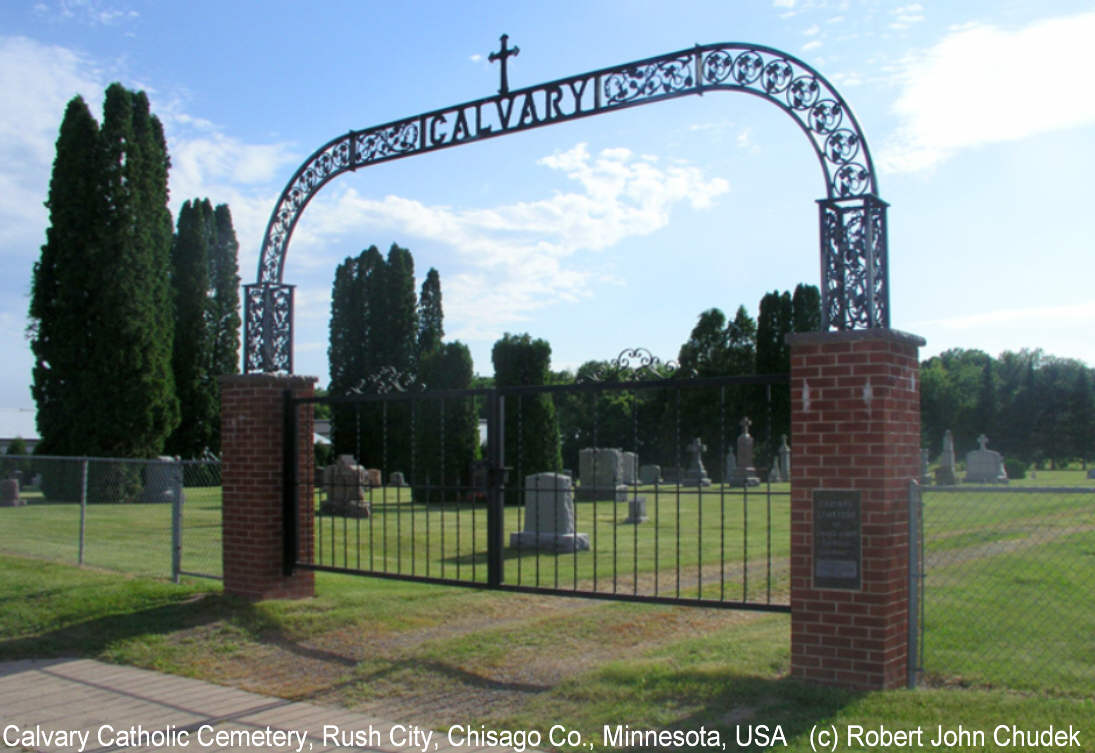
[292,144,729,339]
[33,0,138,26]
[912,301,1095,331]
[803,24,820,36]
[881,11,1095,172]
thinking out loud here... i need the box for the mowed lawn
[1,476,1092,751]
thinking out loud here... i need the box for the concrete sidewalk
[0,659,526,753]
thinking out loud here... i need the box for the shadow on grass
[0,591,356,671]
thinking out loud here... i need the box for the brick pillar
[220,374,316,600]
[787,329,924,689]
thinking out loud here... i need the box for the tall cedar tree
[166,199,214,457]
[29,96,103,456]
[492,333,562,502]
[328,244,419,479]
[208,204,241,453]
[416,342,479,500]
[30,85,178,459]
[417,268,443,357]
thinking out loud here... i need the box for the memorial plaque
[812,490,861,590]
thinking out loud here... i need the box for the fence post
[907,479,922,688]
[78,458,88,565]
[171,485,182,584]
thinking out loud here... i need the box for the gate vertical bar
[487,391,505,587]
[283,389,299,576]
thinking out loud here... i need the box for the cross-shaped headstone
[977,434,989,450]
[687,437,706,455]
[489,33,519,94]
[740,416,752,436]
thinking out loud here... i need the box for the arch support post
[819,194,889,330]
[787,328,924,689]
[244,282,295,373]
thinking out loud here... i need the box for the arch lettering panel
[245,42,888,373]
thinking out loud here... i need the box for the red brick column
[220,374,316,600]
[787,329,924,689]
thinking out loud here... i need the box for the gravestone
[0,479,24,507]
[140,457,183,503]
[729,418,761,487]
[919,449,932,486]
[777,435,791,483]
[623,495,648,524]
[389,471,408,487]
[321,455,372,517]
[724,448,736,483]
[621,452,639,485]
[638,464,661,484]
[963,435,1008,484]
[1087,468,1095,480]
[509,472,590,551]
[577,447,626,501]
[365,468,382,487]
[934,429,958,485]
[468,459,489,500]
[681,438,712,486]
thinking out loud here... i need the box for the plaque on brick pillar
[812,490,861,590]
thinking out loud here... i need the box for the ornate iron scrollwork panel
[243,283,294,373]
[246,40,888,373]
[818,195,889,330]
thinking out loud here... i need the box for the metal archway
[245,40,889,373]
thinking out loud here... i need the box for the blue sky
[2,0,1094,423]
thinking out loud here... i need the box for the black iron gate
[287,367,790,612]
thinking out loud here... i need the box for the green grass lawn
[0,553,1091,753]
[0,485,222,578]
[2,481,1093,751]
[314,483,790,605]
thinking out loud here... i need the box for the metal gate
[286,366,790,612]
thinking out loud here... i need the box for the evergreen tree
[166,199,215,458]
[492,333,562,500]
[416,342,478,500]
[417,267,443,357]
[209,204,241,377]
[29,95,104,457]
[206,204,241,455]
[30,84,177,462]
[791,283,822,333]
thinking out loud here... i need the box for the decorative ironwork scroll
[578,347,679,383]
[244,283,293,374]
[348,366,422,395]
[819,195,889,329]
[245,40,888,372]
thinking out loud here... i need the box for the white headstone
[934,430,958,485]
[623,495,648,524]
[638,464,661,484]
[729,418,761,487]
[510,472,590,551]
[963,434,1008,484]
[577,447,627,501]
[621,451,639,485]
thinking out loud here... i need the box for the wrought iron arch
[245,41,889,373]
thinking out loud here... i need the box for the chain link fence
[0,455,221,581]
[917,484,1095,695]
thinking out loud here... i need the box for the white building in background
[0,408,38,453]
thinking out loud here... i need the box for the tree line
[921,348,1094,469]
[28,83,240,471]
